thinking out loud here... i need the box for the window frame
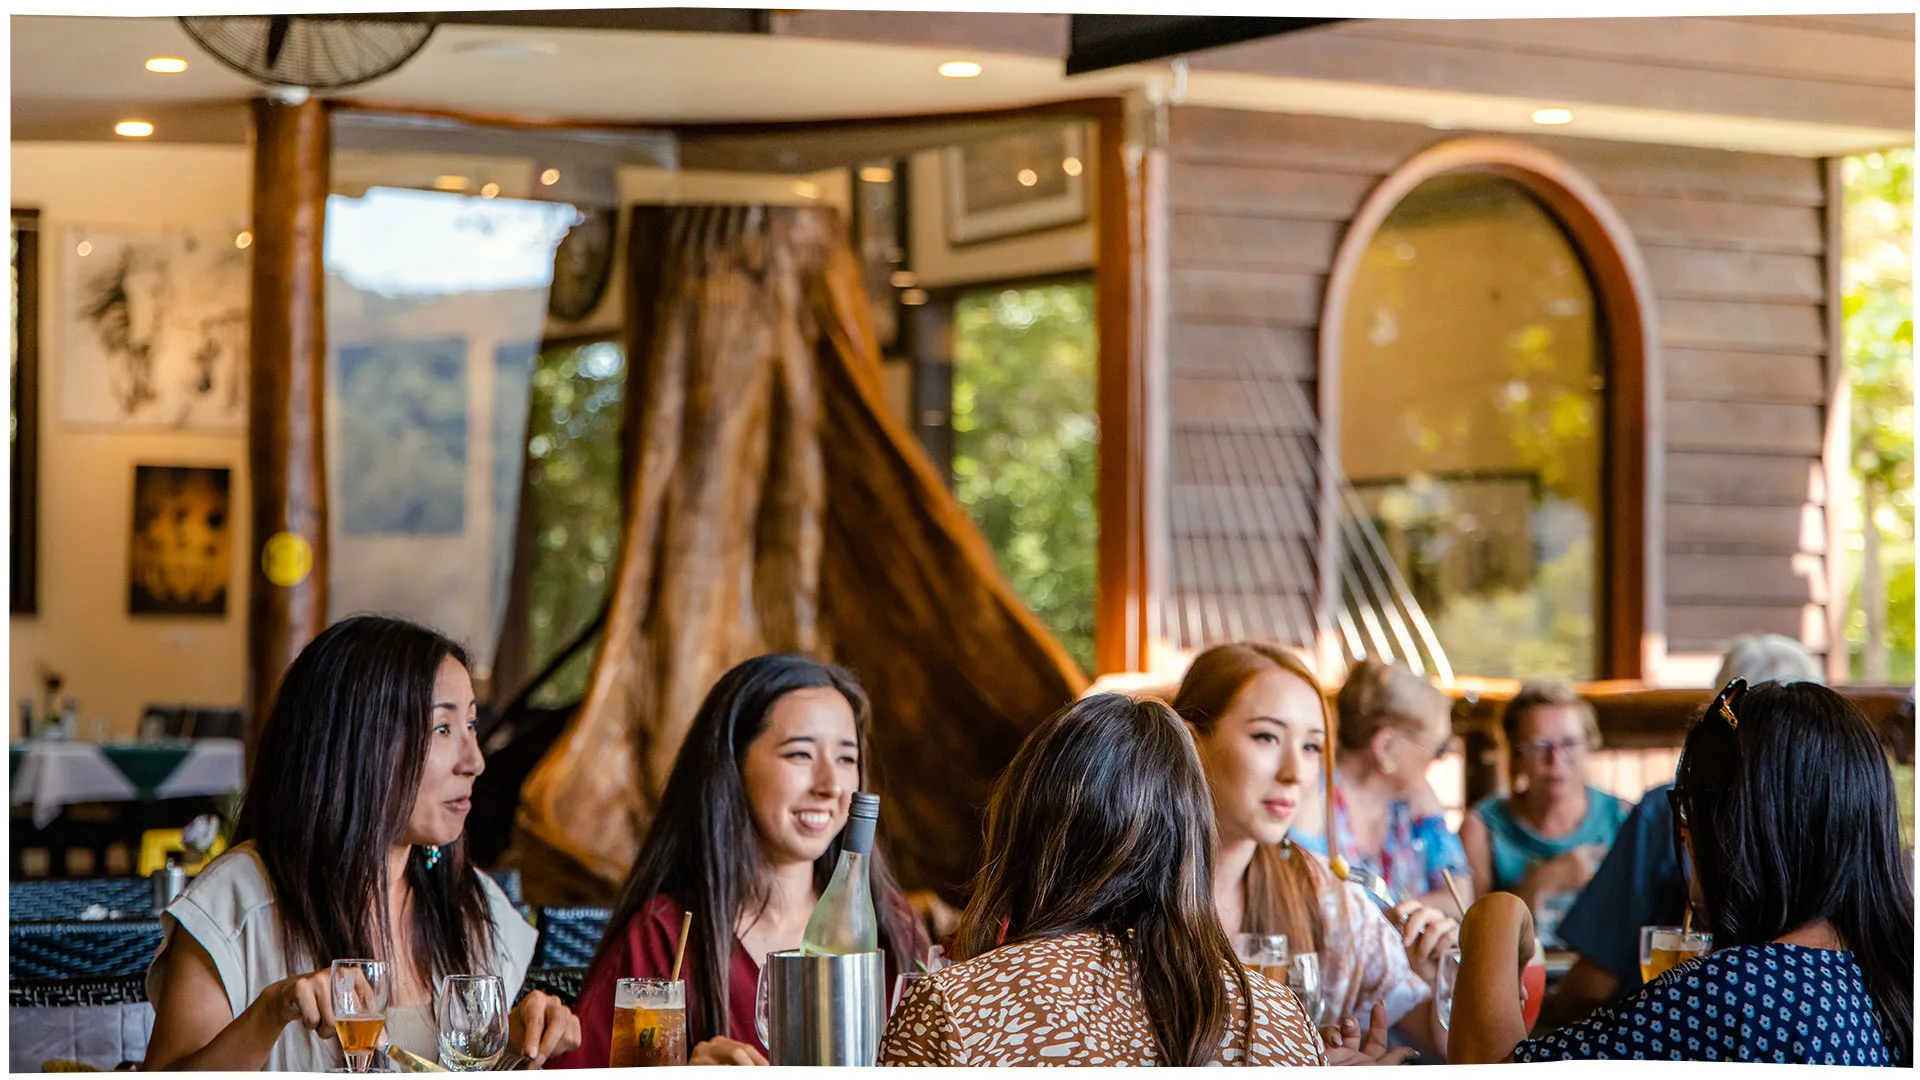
[1317,138,1661,681]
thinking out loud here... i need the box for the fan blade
[264,15,291,72]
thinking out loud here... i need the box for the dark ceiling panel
[1066,15,1348,75]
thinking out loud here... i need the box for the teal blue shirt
[1471,786,1630,892]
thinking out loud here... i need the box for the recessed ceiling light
[791,180,822,200]
[539,168,561,186]
[901,288,930,306]
[938,61,982,79]
[115,120,155,138]
[859,166,894,184]
[145,57,188,74]
[1016,169,1038,187]
[76,241,93,257]
[234,231,253,249]
[433,175,470,192]
[480,182,500,199]
[1531,108,1574,126]
[1062,157,1083,178]
[889,270,918,289]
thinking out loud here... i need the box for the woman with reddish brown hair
[1172,642,1454,1059]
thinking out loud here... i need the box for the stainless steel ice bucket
[764,949,886,1066]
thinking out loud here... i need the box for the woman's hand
[1392,900,1461,988]
[1320,1003,1417,1066]
[1515,850,1591,909]
[507,991,581,1068]
[690,1037,769,1065]
[270,969,340,1040]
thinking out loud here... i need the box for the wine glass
[437,975,508,1071]
[330,960,390,1073]
[1433,947,1461,1031]
[1234,933,1289,982]
[1286,951,1324,1027]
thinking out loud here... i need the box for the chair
[10,878,155,922]
[531,907,611,969]
[181,708,243,740]
[8,921,166,979]
[517,967,586,1007]
[481,867,524,907]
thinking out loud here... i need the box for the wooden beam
[1093,96,1155,675]
[1820,156,1850,682]
[246,97,331,754]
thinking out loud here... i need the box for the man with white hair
[1538,635,1824,1027]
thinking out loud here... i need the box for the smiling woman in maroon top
[552,655,927,1068]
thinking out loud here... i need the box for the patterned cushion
[11,880,157,923]
[532,907,611,969]
[8,922,165,980]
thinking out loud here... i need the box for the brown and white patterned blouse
[879,930,1325,1066]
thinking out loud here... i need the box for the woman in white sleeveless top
[143,616,581,1071]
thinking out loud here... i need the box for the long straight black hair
[234,614,495,984]
[589,654,923,1046]
[1676,680,1914,1066]
[953,693,1256,1067]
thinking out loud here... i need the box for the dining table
[9,739,244,829]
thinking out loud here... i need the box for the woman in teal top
[1460,680,1628,947]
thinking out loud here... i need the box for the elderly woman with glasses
[1458,681,1627,948]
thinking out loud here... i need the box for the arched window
[1320,140,1658,681]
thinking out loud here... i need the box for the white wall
[10,143,254,737]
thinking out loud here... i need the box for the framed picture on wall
[59,227,248,430]
[128,464,232,617]
[12,209,40,614]
[944,124,1088,246]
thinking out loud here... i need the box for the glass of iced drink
[611,978,687,1067]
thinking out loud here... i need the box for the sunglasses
[1668,679,1747,911]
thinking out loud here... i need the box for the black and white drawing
[61,229,248,429]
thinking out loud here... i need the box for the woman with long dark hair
[880,693,1326,1066]
[552,654,927,1068]
[1451,680,1913,1066]
[1173,643,1452,1058]
[144,616,579,1071]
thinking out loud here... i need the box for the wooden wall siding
[1162,106,1843,664]
[1192,17,1913,132]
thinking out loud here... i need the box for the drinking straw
[670,912,692,982]
[1440,868,1469,917]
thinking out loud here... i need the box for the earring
[1381,759,1397,776]
[423,845,442,870]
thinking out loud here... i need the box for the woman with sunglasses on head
[553,654,927,1069]
[1450,679,1913,1066]
[881,693,1344,1066]
[1172,642,1452,1060]
[1459,681,1627,945]
[1294,659,1472,912]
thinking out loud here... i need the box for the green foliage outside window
[951,282,1099,675]
[523,338,626,707]
[1841,150,1915,683]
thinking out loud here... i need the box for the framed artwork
[12,209,40,614]
[944,124,1088,246]
[129,464,231,617]
[336,338,469,535]
[851,160,905,350]
[59,228,248,430]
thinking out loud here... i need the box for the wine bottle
[799,792,880,955]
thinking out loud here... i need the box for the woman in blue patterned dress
[1449,679,1913,1066]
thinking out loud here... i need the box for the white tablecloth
[10,740,244,828]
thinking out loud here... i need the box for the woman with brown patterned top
[1173,643,1454,1059]
[881,693,1348,1067]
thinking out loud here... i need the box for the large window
[1340,175,1604,680]
[513,336,627,707]
[949,280,1099,673]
